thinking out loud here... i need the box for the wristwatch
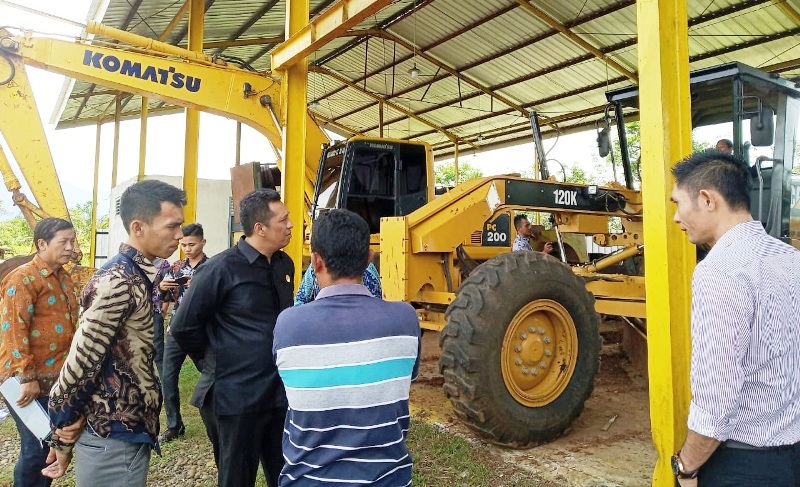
[670,451,699,479]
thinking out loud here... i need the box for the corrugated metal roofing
[56,0,800,158]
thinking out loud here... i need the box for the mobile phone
[173,275,190,285]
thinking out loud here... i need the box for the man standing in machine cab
[512,214,553,254]
[670,152,800,486]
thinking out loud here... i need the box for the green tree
[69,201,110,266]
[0,216,34,256]
[434,161,483,187]
[0,201,109,263]
[606,122,712,185]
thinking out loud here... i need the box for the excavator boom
[0,26,330,207]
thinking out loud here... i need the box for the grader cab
[308,61,799,448]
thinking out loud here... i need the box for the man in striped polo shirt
[670,152,800,486]
[273,209,420,486]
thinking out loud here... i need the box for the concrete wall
[108,175,231,262]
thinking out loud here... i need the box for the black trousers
[682,441,800,486]
[199,390,286,487]
[153,312,165,375]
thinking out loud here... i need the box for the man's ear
[367,249,375,264]
[311,252,325,274]
[697,189,718,211]
[130,220,143,237]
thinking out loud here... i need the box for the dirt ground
[411,325,655,487]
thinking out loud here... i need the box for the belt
[722,439,797,451]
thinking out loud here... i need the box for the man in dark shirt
[170,189,294,487]
[156,223,209,443]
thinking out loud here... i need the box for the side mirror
[750,107,774,147]
[597,127,611,157]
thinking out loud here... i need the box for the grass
[1,360,547,487]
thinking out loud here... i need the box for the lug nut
[515,345,522,353]
[515,358,522,366]
[544,349,552,357]
[520,332,527,339]
[529,326,536,333]
[543,336,552,344]
[532,368,539,376]
[539,361,547,369]
[521,367,529,375]
[538,327,545,334]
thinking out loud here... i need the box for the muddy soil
[411,329,655,487]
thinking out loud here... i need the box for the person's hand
[159,278,178,291]
[677,476,698,487]
[55,416,86,444]
[41,447,73,479]
[184,276,192,289]
[17,380,40,407]
[542,242,553,254]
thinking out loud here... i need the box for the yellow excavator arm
[0,24,330,209]
[0,46,70,223]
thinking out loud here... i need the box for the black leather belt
[722,439,796,451]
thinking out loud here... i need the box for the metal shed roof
[58,0,800,159]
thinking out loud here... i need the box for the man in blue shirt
[273,209,420,486]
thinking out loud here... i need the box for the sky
[0,0,785,223]
[0,0,273,221]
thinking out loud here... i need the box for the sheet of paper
[0,376,51,442]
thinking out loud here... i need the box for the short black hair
[311,209,370,280]
[182,223,204,238]
[240,189,282,237]
[513,214,529,230]
[120,180,187,234]
[716,138,733,150]
[672,151,751,211]
[34,218,73,248]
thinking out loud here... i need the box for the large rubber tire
[439,251,600,448]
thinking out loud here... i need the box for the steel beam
[311,66,476,147]
[138,97,148,181]
[637,1,693,486]
[272,0,394,70]
[281,0,310,287]
[183,0,204,225]
[514,0,636,81]
[776,0,800,25]
[90,122,101,266]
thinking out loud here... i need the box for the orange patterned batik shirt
[0,254,78,392]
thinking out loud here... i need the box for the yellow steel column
[183,0,204,224]
[637,1,694,486]
[281,0,309,285]
[111,96,121,188]
[138,96,148,181]
[453,139,459,185]
[235,121,242,166]
[379,100,384,138]
[136,96,150,181]
[89,122,101,267]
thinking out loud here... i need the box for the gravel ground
[0,415,225,487]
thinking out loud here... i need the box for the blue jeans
[7,395,51,487]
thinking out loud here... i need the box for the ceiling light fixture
[308,100,320,109]
[409,65,420,78]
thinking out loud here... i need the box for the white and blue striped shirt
[688,220,800,447]
[274,283,421,486]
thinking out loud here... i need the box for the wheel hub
[501,299,578,407]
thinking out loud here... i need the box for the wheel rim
[501,299,578,407]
